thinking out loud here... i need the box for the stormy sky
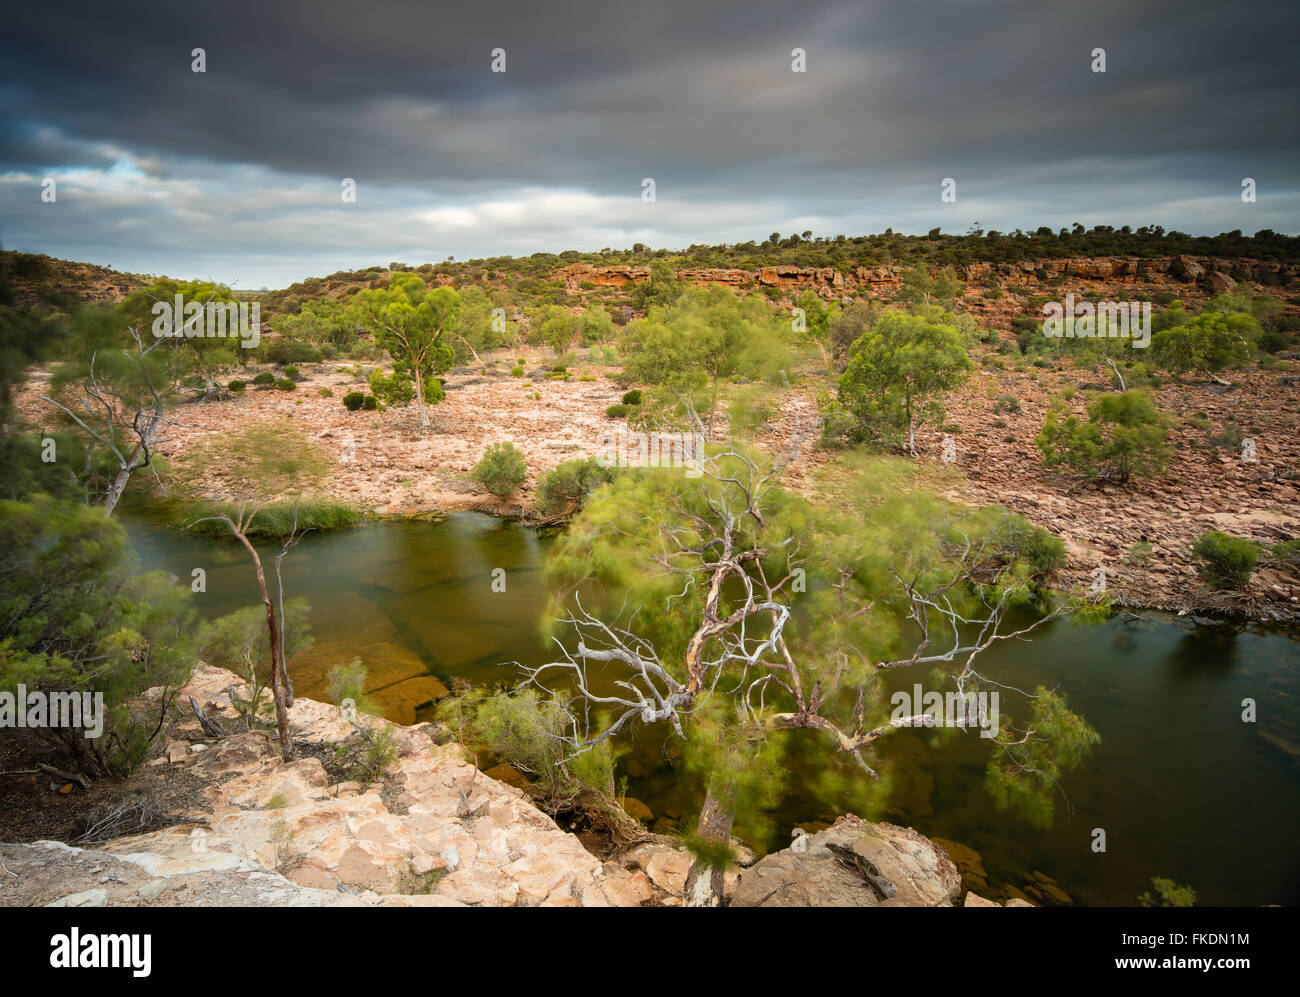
[1,0,1296,288]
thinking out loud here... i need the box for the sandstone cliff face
[555,256,1298,331]
[0,667,986,908]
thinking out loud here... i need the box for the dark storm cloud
[1,0,1296,286]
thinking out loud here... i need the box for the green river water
[122,508,1300,906]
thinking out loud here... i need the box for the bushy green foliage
[274,377,296,391]
[283,364,302,380]
[605,403,629,418]
[228,379,246,393]
[1191,530,1260,590]
[362,394,379,410]
[1139,877,1197,907]
[1151,311,1259,377]
[539,448,1092,837]
[0,498,197,775]
[325,657,379,716]
[353,275,457,426]
[439,686,618,812]
[266,340,322,365]
[1036,390,1170,484]
[471,441,527,497]
[1272,539,1300,571]
[620,285,795,425]
[534,457,618,517]
[252,371,275,385]
[181,499,360,538]
[199,600,314,726]
[836,310,973,451]
[343,390,365,411]
[620,389,642,406]
[986,688,1100,827]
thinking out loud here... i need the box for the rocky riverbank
[0,666,1021,908]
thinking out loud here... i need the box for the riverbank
[0,665,1005,908]
[15,346,1299,623]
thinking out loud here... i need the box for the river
[122,509,1300,906]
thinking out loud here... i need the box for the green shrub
[1191,530,1260,590]
[0,498,197,776]
[362,395,379,410]
[275,378,297,391]
[227,379,246,393]
[343,391,365,411]
[1126,541,1154,567]
[1036,390,1170,485]
[993,394,1021,415]
[510,365,525,377]
[325,657,379,716]
[252,371,275,386]
[605,403,629,418]
[267,340,322,365]
[535,457,618,517]
[317,386,333,397]
[1271,539,1300,570]
[621,389,643,406]
[471,442,528,497]
[283,365,302,381]
[987,514,1067,579]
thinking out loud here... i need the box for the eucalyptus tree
[526,413,1096,906]
[354,274,458,429]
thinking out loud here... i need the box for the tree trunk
[233,532,294,760]
[102,442,145,516]
[413,369,431,429]
[683,783,734,907]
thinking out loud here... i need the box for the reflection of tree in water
[1168,620,1244,677]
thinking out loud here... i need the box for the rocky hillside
[0,250,149,309]
[0,666,1016,908]
[556,255,1300,331]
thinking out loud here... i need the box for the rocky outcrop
[730,816,963,907]
[0,666,651,907]
[554,256,1300,330]
[0,668,1057,908]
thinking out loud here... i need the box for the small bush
[227,379,246,393]
[511,365,525,377]
[317,386,333,397]
[343,391,365,411]
[267,340,322,365]
[1191,530,1260,590]
[621,389,643,406]
[275,378,297,391]
[1271,538,1300,570]
[362,395,379,410]
[535,457,618,517]
[471,441,527,497]
[252,371,275,386]
[605,403,629,418]
[1126,541,1154,567]
[283,364,302,380]
[993,394,1021,415]
[326,657,378,715]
